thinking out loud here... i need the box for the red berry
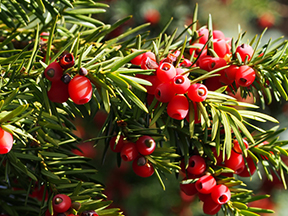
[40,32,49,42]
[213,30,225,40]
[140,52,157,69]
[238,156,257,177]
[59,53,75,69]
[52,194,71,213]
[187,83,208,102]
[223,65,239,81]
[204,76,224,91]
[195,174,216,194]
[172,75,190,94]
[167,94,189,120]
[202,195,222,215]
[213,39,230,58]
[179,59,193,67]
[180,178,198,196]
[109,135,125,153]
[154,82,175,103]
[198,56,226,72]
[48,80,69,103]
[44,62,63,82]
[136,135,156,155]
[144,9,160,25]
[187,155,206,175]
[156,62,176,83]
[235,44,254,62]
[131,52,144,65]
[235,65,256,87]
[233,139,249,154]
[0,128,13,154]
[189,43,205,57]
[210,184,231,204]
[120,142,138,161]
[197,28,209,44]
[68,75,92,105]
[224,150,245,174]
[132,156,154,177]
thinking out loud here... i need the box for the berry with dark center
[156,62,176,83]
[187,83,208,102]
[187,155,206,175]
[172,75,190,94]
[235,65,255,87]
[195,174,216,194]
[79,67,88,76]
[120,142,138,162]
[132,156,154,177]
[59,53,75,69]
[52,194,71,213]
[44,62,63,82]
[210,184,231,204]
[154,82,175,103]
[136,135,156,156]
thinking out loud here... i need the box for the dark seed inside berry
[175,78,183,84]
[240,78,247,83]
[55,197,63,204]
[61,74,71,84]
[137,156,147,166]
[46,68,55,78]
[241,44,245,48]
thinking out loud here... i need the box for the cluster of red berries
[45,194,98,216]
[0,127,13,154]
[191,28,256,91]
[213,139,257,177]
[180,155,231,215]
[109,135,156,177]
[44,53,92,105]
[132,51,208,120]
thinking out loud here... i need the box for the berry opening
[145,139,153,148]
[218,194,228,203]
[47,68,55,78]
[55,197,63,204]
[190,160,195,168]
[175,77,184,84]
[198,183,203,189]
[122,155,128,161]
[197,88,206,96]
[240,78,247,84]
[137,157,147,166]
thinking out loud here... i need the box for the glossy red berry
[0,128,13,154]
[195,174,216,194]
[156,62,176,83]
[236,44,254,62]
[204,76,224,91]
[238,156,257,177]
[172,75,190,94]
[189,43,205,57]
[68,75,92,105]
[109,135,125,153]
[197,28,209,44]
[80,210,99,216]
[187,83,208,102]
[44,62,63,82]
[235,65,256,87]
[59,53,75,69]
[224,150,245,174]
[136,135,156,155]
[223,65,239,81]
[187,155,206,175]
[52,194,71,213]
[202,195,222,215]
[154,82,175,103]
[233,139,249,154]
[48,80,69,103]
[120,142,138,161]
[213,38,230,58]
[180,178,198,196]
[131,52,144,65]
[140,52,158,69]
[213,30,225,40]
[211,184,231,204]
[132,156,154,177]
[198,56,226,72]
[167,94,189,120]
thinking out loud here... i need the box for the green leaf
[41,169,60,180]
[239,210,260,216]
[218,105,242,121]
[121,88,148,113]
[220,111,232,158]
[64,8,106,15]
[0,104,28,124]
[238,110,278,123]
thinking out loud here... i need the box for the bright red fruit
[198,56,226,72]
[213,30,225,40]
[156,62,176,83]
[140,52,158,69]
[154,82,175,103]
[167,94,189,120]
[224,150,245,174]
[143,75,161,95]
[197,28,209,44]
[130,51,144,65]
[109,135,125,153]
[172,75,190,94]
[213,39,230,58]
[44,62,63,82]
[202,195,222,215]
[238,156,257,177]
[195,174,216,194]
[0,128,13,154]
[187,155,206,175]
[236,44,254,62]
[235,65,256,87]
[52,194,71,213]
[187,83,208,102]
[136,135,156,155]
[59,53,75,69]
[233,139,249,154]
[80,210,99,216]
[48,80,69,103]
[189,43,205,57]
[132,156,154,177]
[211,184,231,204]
[223,65,239,81]
[68,75,92,105]
[120,142,138,161]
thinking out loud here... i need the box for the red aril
[68,75,92,105]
